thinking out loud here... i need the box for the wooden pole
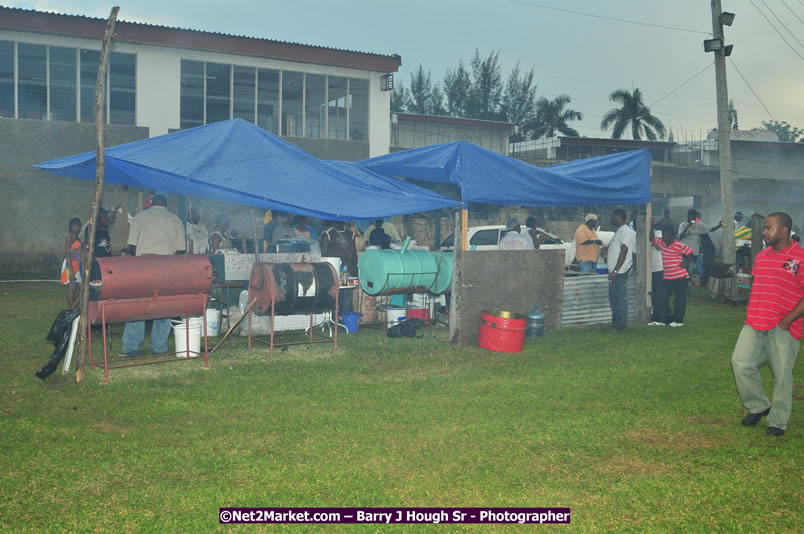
[636,204,651,323]
[74,6,119,383]
[448,210,462,343]
[461,208,468,252]
[250,208,260,264]
[711,0,736,294]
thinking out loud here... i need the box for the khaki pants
[731,325,800,430]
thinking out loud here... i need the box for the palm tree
[600,88,666,140]
[530,95,582,138]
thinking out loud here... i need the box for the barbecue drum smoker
[88,255,214,380]
[247,262,340,358]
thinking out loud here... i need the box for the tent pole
[461,208,468,252]
[250,208,260,264]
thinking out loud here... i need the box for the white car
[440,225,614,268]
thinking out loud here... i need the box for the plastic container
[478,310,526,353]
[596,261,609,275]
[386,306,407,328]
[525,304,545,339]
[408,307,429,323]
[205,308,221,337]
[340,312,362,333]
[358,248,439,295]
[172,317,203,358]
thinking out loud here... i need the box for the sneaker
[669,322,684,327]
[767,427,785,436]
[117,351,140,358]
[648,321,664,326]
[742,406,771,426]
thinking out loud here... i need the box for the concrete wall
[457,249,565,347]
[0,119,149,274]
[393,120,510,154]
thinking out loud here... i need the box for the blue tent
[34,118,459,220]
[358,141,651,207]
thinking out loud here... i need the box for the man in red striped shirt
[732,212,804,437]
[650,223,693,326]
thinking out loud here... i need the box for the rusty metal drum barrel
[248,262,338,315]
[91,255,214,299]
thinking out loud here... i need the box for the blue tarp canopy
[34,118,459,221]
[358,141,652,207]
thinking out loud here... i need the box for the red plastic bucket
[478,310,526,353]
[408,307,430,323]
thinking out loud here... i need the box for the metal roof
[396,113,514,130]
[0,6,401,72]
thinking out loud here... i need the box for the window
[180,59,203,129]
[257,68,279,134]
[205,62,230,124]
[233,66,255,122]
[79,49,100,122]
[304,74,325,138]
[0,41,13,118]
[348,78,368,141]
[18,43,47,120]
[282,71,302,136]
[471,229,501,247]
[110,52,135,125]
[327,76,347,140]
[48,47,76,121]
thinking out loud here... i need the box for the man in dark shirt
[320,221,358,314]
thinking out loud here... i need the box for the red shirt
[653,237,693,280]
[746,243,804,340]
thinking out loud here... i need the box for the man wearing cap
[120,195,186,357]
[574,214,603,273]
[499,218,531,250]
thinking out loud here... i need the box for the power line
[780,0,804,25]
[728,57,776,120]
[759,0,804,49]
[649,61,714,108]
[748,0,804,63]
[508,0,711,35]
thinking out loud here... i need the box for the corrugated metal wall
[561,274,637,327]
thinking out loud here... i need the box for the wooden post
[750,212,765,268]
[635,204,651,323]
[448,210,462,343]
[120,185,129,249]
[461,208,468,252]
[137,190,143,212]
[250,208,260,264]
[74,6,119,383]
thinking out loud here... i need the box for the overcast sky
[8,0,804,140]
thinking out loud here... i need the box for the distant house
[392,113,514,155]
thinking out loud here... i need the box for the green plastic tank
[358,248,438,295]
[431,251,453,294]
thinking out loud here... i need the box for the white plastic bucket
[205,308,221,337]
[173,317,203,358]
[386,306,407,328]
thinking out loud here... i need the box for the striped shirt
[746,243,804,340]
[653,237,693,280]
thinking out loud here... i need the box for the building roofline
[0,6,401,72]
[557,136,675,148]
[395,113,514,130]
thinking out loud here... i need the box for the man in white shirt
[607,208,637,332]
[185,208,209,255]
[499,218,531,250]
[120,195,186,357]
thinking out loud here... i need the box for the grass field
[1,282,802,532]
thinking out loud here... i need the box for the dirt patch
[687,415,732,427]
[92,423,134,434]
[625,429,729,451]
[596,455,670,477]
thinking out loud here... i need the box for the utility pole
[710,0,736,290]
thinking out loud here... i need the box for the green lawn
[1,283,802,532]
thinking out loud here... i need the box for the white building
[0,6,400,158]
[0,7,400,273]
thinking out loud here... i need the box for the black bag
[37,308,80,380]
[369,226,391,249]
[387,318,427,339]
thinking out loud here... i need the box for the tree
[530,94,583,138]
[757,120,804,142]
[468,49,503,120]
[408,64,444,115]
[501,62,538,141]
[600,88,666,140]
[390,80,411,113]
[728,99,738,130]
[443,60,472,117]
